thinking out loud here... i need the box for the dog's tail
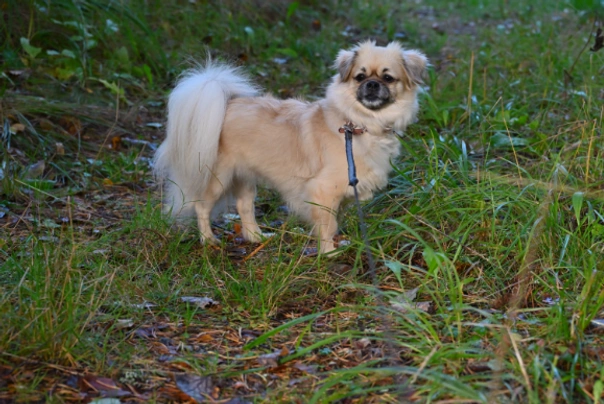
[153,62,259,216]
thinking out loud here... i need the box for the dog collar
[338,121,366,135]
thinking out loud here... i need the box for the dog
[153,40,427,253]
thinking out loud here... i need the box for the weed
[1,0,604,402]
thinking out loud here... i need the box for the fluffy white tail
[153,63,259,215]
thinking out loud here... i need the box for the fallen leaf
[111,136,121,150]
[131,302,156,309]
[193,333,214,343]
[389,288,418,306]
[59,116,82,135]
[55,142,65,155]
[466,360,496,373]
[223,213,241,221]
[355,338,371,349]
[390,288,433,314]
[303,247,318,256]
[80,375,130,398]
[174,373,213,403]
[133,327,156,339]
[414,301,433,312]
[181,296,218,309]
[39,118,54,131]
[10,123,25,133]
[402,287,419,301]
[26,160,45,178]
[257,348,290,368]
[329,263,352,275]
[115,319,134,329]
[8,69,28,76]
[226,246,247,257]
[293,362,318,374]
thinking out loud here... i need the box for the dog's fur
[154,41,427,253]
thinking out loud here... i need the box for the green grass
[2,0,604,402]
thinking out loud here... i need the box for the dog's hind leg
[195,172,230,245]
[232,178,262,243]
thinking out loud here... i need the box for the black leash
[340,122,402,376]
[339,122,377,281]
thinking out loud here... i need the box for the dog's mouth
[356,80,392,110]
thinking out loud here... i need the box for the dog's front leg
[310,190,342,254]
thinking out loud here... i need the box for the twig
[242,238,272,262]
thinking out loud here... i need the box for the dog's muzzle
[357,80,391,110]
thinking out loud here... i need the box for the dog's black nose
[366,80,380,91]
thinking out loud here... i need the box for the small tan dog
[154,41,427,253]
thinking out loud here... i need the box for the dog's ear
[401,49,428,86]
[334,49,357,81]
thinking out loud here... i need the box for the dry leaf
[390,288,433,314]
[55,142,65,155]
[293,362,318,374]
[181,296,218,309]
[60,116,82,135]
[257,348,290,368]
[355,338,371,349]
[115,319,134,329]
[80,375,130,398]
[26,160,45,178]
[194,333,214,343]
[174,373,213,403]
[111,136,121,150]
[39,118,54,131]
[10,123,25,133]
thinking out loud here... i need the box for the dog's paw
[323,246,345,257]
[200,234,220,245]
[244,230,276,244]
[319,238,351,256]
[318,240,337,255]
[242,231,263,243]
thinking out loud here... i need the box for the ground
[1,0,604,403]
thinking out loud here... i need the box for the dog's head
[333,41,428,113]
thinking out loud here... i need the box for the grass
[1,0,604,402]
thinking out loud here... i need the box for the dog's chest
[349,134,400,200]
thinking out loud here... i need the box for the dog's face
[333,41,427,113]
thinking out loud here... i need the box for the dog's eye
[354,73,366,82]
[383,74,395,83]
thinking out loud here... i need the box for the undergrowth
[1,0,604,402]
